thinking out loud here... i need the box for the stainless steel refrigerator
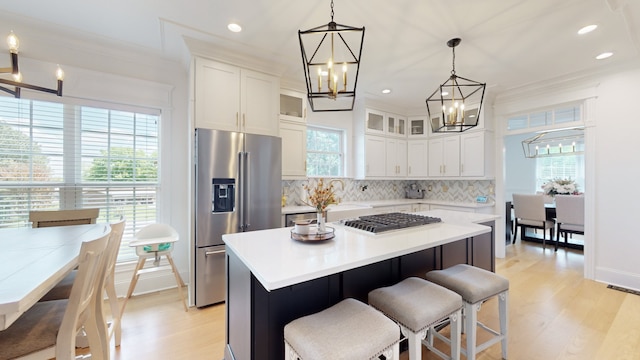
[194,128,282,307]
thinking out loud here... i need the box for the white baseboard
[596,266,640,292]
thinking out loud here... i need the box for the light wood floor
[102,241,640,360]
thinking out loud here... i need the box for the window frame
[305,125,345,177]
[0,95,161,262]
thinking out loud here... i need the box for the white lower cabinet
[280,121,306,178]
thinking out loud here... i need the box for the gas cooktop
[341,212,442,234]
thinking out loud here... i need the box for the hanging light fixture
[298,0,364,112]
[0,31,64,98]
[426,38,485,133]
[521,128,585,158]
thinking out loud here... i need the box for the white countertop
[424,209,500,224]
[282,199,495,215]
[223,210,493,291]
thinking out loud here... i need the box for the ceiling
[2,0,639,111]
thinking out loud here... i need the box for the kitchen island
[223,210,498,360]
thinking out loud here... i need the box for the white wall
[504,133,537,200]
[591,66,640,291]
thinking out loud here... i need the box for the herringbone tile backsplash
[281,179,495,206]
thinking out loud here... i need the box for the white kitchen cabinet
[194,57,279,136]
[386,138,407,177]
[394,204,412,213]
[407,140,428,178]
[366,109,407,138]
[460,131,483,177]
[280,121,307,178]
[280,89,306,124]
[408,116,428,138]
[387,113,407,137]
[364,135,387,177]
[365,109,386,135]
[428,136,460,177]
[429,204,476,213]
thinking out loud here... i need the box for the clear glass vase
[316,211,326,232]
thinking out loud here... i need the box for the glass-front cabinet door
[408,116,427,138]
[387,114,407,137]
[366,109,386,134]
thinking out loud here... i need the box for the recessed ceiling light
[578,24,597,35]
[441,91,449,96]
[228,23,242,33]
[382,89,391,94]
[596,52,613,60]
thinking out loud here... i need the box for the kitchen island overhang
[224,221,491,291]
[223,210,498,360]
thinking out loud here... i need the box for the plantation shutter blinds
[0,96,160,262]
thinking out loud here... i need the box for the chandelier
[298,0,364,112]
[426,38,485,133]
[0,31,64,98]
[522,128,584,158]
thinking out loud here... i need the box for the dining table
[0,223,109,331]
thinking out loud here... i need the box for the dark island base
[225,221,495,360]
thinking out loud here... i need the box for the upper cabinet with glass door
[365,108,386,135]
[280,89,307,123]
[387,113,407,137]
[408,116,428,138]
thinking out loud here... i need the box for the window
[306,126,344,177]
[0,96,160,262]
[536,154,585,192]
[507,104,581,131]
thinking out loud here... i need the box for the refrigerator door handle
[238,151,245,231]
[205,249,225,256]
[245,151,251,230]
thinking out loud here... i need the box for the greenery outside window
[0,96,159,261]
[306,126,343,177]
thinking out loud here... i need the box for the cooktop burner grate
[342,212,442,233]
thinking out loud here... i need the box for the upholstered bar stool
[425,264,509,360]
[368,277,463,360]
[284,298,400,360]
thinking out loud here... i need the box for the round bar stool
[284,298,400,360]
[425,264,509,360]
[368,277,463,360]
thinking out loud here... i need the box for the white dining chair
[555,195,585,248]
[512,193,556,250]
[0,225,112,360]
[39,217,127,348]
[121,223,187,313]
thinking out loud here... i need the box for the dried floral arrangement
[302,178,341,212]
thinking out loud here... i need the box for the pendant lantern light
[298,0,365,112]
[426,38,485,133]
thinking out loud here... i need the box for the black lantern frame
[426,38,485,133]
[298,1,364,112]
[0,31,63,98]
